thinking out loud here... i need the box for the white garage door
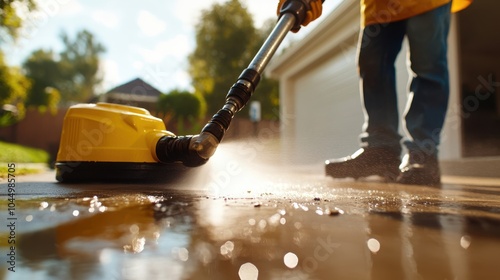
[294,44,361,164]
[293,41,410,165]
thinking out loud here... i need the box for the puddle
[1,181,500,279]
[2,145,500,279]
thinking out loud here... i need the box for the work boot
[397,151,441,186]
[325,148,401,181]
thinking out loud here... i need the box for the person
[279,0,472,186]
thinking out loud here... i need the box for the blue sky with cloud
[6,0,339,94]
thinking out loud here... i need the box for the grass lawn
[0,165,47,177]
[0,141,50,178]
[0,141,49,163]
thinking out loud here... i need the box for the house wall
[455,0,500,157]
[293,43,363,163]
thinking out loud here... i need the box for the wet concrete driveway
[1,146,500,280]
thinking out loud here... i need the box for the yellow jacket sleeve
[362,0,473,27]
[451,0,473,13]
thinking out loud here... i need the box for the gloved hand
[277,0,323,29]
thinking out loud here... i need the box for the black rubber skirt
[55,161,191,183]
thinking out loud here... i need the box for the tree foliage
[188,0,258,114]
[0,0,36,126]
[58,29,105,103]
[188,0,279,120]
[157,89,206,120]
[22,29,105,106]
[0,0,36,43]
[23,49,61,113]
[0,51,30,126]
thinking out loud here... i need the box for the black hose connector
[238,68,261,90]
[201,68,261,143]
[201,109,233,142]
[226,68,261,110]
[156,136,208,167]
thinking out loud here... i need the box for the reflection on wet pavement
[2,172,500,280]
[2,140,500,279]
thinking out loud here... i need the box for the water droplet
[132,237,146,253]
[220,241,235,256]
[239,262,258,280]
[225,241,234,251]
[222,245,233,256]
[130,224,139,234]
[40,202,49,209]
[25,215,33,222]
[460,235,471,249]
[248,218,256,226]
[72,210,79,217]
[367,238,380,253]
[284,252,299,269]
[280,217,286,225]
[178,247,189,261]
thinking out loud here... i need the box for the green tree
[23,49,61,113]
[0,0,36,126]
[22,29,105,106]
[158,89,206,120]
[188,0,279,120]
[0,0,36,44]
[58,29,105,103]
[188,0,258,115]
[157,89,206,135]
[0,51,30,126]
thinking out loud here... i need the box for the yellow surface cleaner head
[55,103,186,182]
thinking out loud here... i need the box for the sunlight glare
[239,262,259,280]
[367,238,381,253]
[284,252,299,269]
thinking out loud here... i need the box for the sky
[5,0,341,94]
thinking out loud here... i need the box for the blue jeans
[358,2,451,157]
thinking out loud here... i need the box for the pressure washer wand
[156,0,322,167]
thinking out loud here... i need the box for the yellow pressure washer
[55,0,324,182]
